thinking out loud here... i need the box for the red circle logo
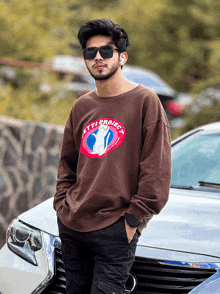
[80,118,126,158]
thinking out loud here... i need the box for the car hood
[18,188,220,258]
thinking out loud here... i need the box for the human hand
[124,219,137,243]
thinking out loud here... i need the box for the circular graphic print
[80,118,126,158]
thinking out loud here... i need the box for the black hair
[78,19,129,52]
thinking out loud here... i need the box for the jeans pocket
[117,217,129,244]
[121,218,141,244]
[136,229,141,238]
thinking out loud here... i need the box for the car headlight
[7,219,42,266]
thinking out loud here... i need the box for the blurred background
[1,0,220,139]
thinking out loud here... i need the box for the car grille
[41,248,216,294]
[41,248,66,294]
[131,256,216,294]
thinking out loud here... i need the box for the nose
[94,49,103,60]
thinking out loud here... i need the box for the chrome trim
[190,267,220,294]
[159,260,220,294]
[125,273,137,293]
[159,260,220,269]
[31,233,55,294]
[130,255,219,294]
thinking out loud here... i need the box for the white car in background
[1,122,220,294]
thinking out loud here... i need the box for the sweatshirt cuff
[126,202,152,223]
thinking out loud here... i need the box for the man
[54,19,171,294]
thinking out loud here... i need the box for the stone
[0,173,7,194]
[42,188,55,201]
[46,169,57,186]
[0,227,6,245]
[22,140,26,159]
[7,171,18,192]
[31,125,46,151]
[0,145,4,159]
[32,176,42,198]
[37,153,43,172]
[3,150,17,167]
[19,169,29,185]
[46,152,59,167]
[5,135,18,155]
[3,136,18,167]
[8,125,21,141]
[57,132,64,147]
[17,191,29,213]
[47,129,57,149]
[0,197,9,217]
[27,154,34,171]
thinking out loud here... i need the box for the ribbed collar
[90,84,142,102]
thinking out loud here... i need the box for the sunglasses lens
[99,46,114,58]
[83,48,97,60]
[83,46,115,59]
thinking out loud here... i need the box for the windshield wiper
[198,181,220,189]
[171,184,194,190]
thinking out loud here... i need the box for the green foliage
[142,0,220,92]
[0,0,73,61]
[0,69,77,125]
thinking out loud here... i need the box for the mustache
[92,62,107,68]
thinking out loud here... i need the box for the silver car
[1,122,220,294]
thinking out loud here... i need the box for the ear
[119,52,128,65]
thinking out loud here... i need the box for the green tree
[0,0,75,61]
[92,0,220,94]
[140,0,220,92]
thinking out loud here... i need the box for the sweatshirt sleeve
[126,118,171,224]
[53,122,78,212]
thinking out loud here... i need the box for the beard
[86,62,120,81]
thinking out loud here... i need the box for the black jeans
[58,217,140,294]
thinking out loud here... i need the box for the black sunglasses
[83,45,119,60]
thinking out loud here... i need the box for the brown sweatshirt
[53,84,171,233]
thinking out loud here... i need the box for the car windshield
[122,71,163,88]
[171,131,220,189]
[122,66,175,96]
